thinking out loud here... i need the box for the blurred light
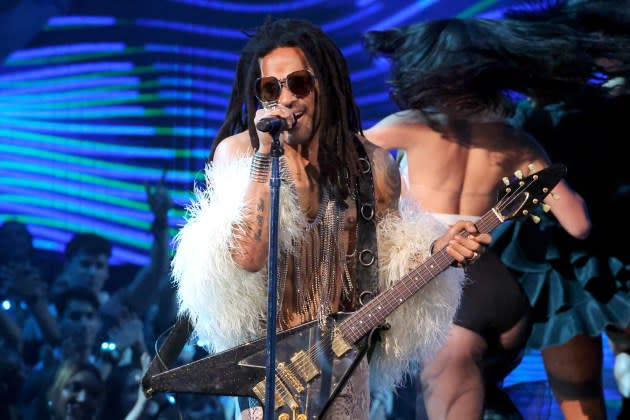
[2,300,11,310]
[171,0,326,13]
[137,18,245,39]
[0,62,133,83]
[8,43,126,62]
[47,16,117,27]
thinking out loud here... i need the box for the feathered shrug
[171,156,465,391]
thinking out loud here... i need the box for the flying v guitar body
[149,312,369,419]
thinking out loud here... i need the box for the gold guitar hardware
[332,328,352,357]
[278,362,305,393]
[253,378,300,411]
[291,350,319,382]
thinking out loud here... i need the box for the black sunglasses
[255,69,316,104]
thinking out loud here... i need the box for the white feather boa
[171,156,305,353]
[172,158,465,392]
[369,201,465,391]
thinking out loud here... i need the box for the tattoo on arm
[386,158,401,205]
[254,199,265,241]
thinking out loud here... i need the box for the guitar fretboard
[338,211,502,343]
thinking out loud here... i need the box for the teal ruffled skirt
[491,217,630,350]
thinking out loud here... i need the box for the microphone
[256,115,293,133]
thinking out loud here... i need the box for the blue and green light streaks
[0,159,192,230]
[0,138,196,183]
[0,214,155,265]
[0,206,152,251]
[457,0,502,18]
[0,126,195,159]
[0,117,216,138]
[0,1,517,265]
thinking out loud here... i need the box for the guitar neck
[339,210,502,343]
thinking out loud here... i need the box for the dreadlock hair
[209,47,253,161]
[210,17,363,202]
[363,17,630,130]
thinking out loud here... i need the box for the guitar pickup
[252,378,299,412]
[332,328,352,357]
[290,350,319,382]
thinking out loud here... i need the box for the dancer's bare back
[365,110,590,237]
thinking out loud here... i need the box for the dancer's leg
[541,334,605,420]
[421,325,487,420]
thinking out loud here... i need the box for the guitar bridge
[277,362,305,393]
[252,377,299,412]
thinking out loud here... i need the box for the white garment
[172,156,466,392]
[430,212,480,227]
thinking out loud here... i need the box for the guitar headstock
[495,163,567,223]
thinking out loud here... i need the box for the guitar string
[348,173,542,343]
[335,174,541,343]
[275,174,542,396]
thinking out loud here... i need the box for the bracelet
[249,152,272,183]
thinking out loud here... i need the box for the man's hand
[107,309,147,355]
[432,221,491,267]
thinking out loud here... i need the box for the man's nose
[277,82,295,106]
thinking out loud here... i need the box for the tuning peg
[541,203,551,212]
[531,215,541,224]
[502,177,510,186]
[551,192,560,200]
[514,170,523,179]
[527,163,537,174]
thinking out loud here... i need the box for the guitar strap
[142,315,193,396]
[352,135,380,305]
[142,137,381,397]
[320,137,381,406]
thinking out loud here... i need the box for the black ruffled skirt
[491,217,630,350]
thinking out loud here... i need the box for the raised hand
[145,168,172,228]
[107,309,147,355]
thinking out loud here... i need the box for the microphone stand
[264,126,283,419]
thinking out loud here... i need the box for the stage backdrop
[0,0,524,265]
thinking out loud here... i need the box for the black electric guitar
[145,163,566,420]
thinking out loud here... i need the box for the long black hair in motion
[363,7,630,123]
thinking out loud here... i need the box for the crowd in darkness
[0,181,231,419]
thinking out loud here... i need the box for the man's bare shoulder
[213,131,255,162]
[358,136,401,212]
